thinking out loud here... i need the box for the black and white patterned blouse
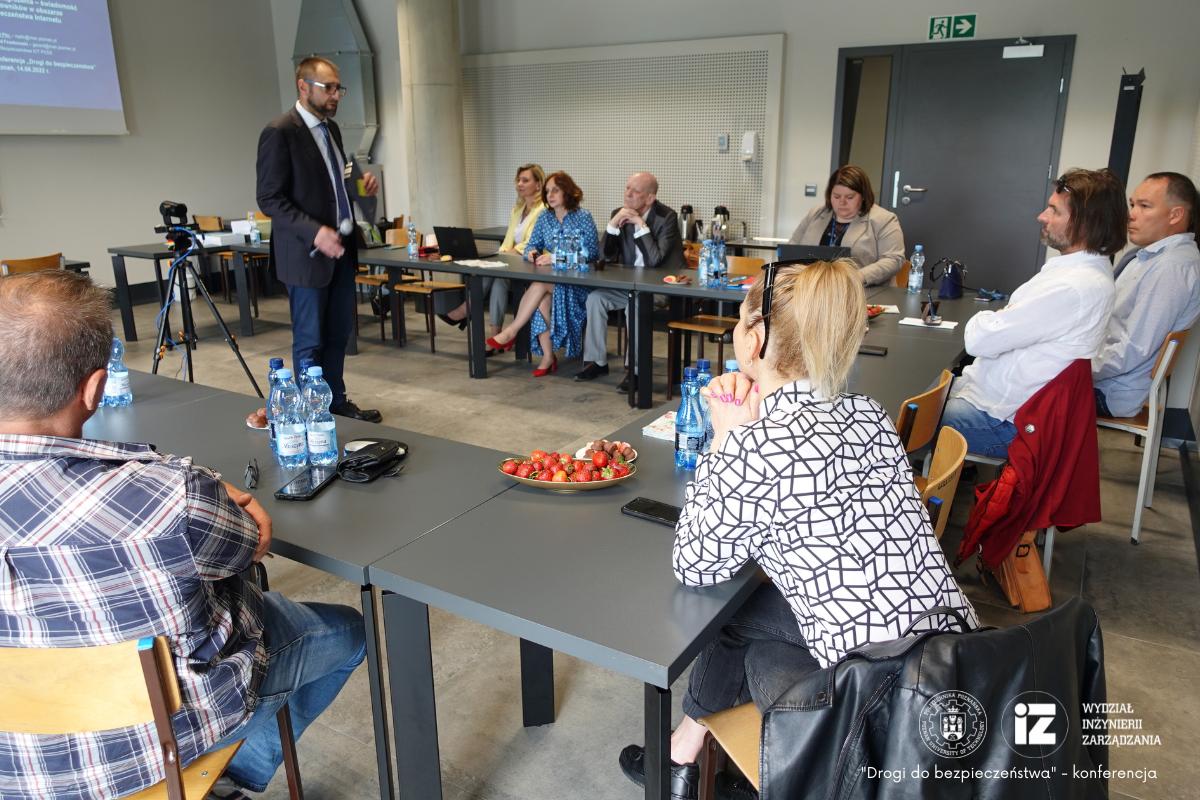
[673,380,978,668]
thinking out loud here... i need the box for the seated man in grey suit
[575,171,685,390]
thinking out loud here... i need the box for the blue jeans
[941,396,1017,458]
[683,582,821,720]
[209,592,366,791]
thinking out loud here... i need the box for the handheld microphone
[310,218,355,257]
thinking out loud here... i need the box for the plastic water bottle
[577,233,591,273]
[302,366,339,467]
[102,338,133,407]
[265,357,285,453]
[270,369,308,469]
[712,241,728,288]
[553,233,568,272]
[674,367,705,470]
[248,212,262,245]
[566,232,579,271]
[696,359,714,452]
[724,359,739,374]
[907,244,925,294]
[407,220,419,258]
[697,240,713,288]
[297,357,315,393]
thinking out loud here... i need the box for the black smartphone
[274,466,338,501]
[858,344,888,357]
[622,497,682,527]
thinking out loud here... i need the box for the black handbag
[336,439,408,483]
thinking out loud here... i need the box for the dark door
[879,37,1074,295]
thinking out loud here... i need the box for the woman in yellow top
[439,164,546,346]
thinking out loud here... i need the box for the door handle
[902,184,928,193]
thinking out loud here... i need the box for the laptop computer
[773,244,852,263]
[433,226,498,259]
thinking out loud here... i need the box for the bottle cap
[306,366,323,377]
[725,359,740,371]
[269,357,284,369]
[914,244,924,251]
[697,359,711,371]
[276,368,293,379]
[684,367,697,379]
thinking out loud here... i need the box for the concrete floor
[117,290,1198,800]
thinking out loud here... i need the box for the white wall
[458,0,1200,236]
[0,0,281,287]
[268,0,411,222]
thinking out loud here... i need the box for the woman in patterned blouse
[619,259,977,797]
[485,171,599,376]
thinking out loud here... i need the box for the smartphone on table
[274,466,338,501]
[622,497,682,527]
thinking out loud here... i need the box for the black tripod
[151,201,263,398]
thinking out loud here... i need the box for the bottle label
[104,371,130,397]
[278,429,306,456]
[675,432,703,451]
[307,430,333,453]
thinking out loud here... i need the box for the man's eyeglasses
[305,79,349,98]
[757,259,813,359]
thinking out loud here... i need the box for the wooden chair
[914,426,968,540]
[393,279,465,352]
[195,214,269,312]
[1,252,63,275]
[894,369,953,454]
[1096,329,1189,545]
[0,636,303,800]
[353,270,421,341]
[666,255,764,398]
[697,703,761,800]
[893,259,912,288]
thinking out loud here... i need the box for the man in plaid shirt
[0,271,365,798]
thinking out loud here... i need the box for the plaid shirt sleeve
[183,463,260,579]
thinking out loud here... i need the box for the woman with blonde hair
[618,259,976,798]
[439,163,546,343]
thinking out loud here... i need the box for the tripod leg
[186,262,264,398]
[152,260,182,378]
[178,266,197,384]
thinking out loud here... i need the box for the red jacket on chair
[957,359,1102,569]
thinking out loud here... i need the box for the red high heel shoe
[533,355,558,377]
[485,335,516,353]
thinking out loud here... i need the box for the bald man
[576,172,685,388]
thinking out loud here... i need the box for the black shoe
[331,400,382,423]
[617,374,638,393]
[370,293,389,319]
[574,362,610,382]
[437,313,469,331]
[618,745,699,800]
[716,771,759,799]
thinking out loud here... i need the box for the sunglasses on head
[756,259,817,359]
[1054,177,1073,195]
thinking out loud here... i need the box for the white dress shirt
[673,381,977,668]
[606,213,651,267]
[294,100,353,222]
[953,250,1115,422]
[1093,233,1200,417]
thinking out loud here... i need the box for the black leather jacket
[761,598,1108,799]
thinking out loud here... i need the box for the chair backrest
[921,426,968,540]
[728,254,765,275]
[1,253,63,276]
[1154,329,1189,385]
[894,259,912,288]
[253,211,270,221]
[894,369,953,453]
[0,636,180,734]
[193,215,223,232]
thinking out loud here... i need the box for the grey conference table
[107,242,234,342]
[365,301,980,800]
[81,370,515,800]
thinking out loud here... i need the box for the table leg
[110,255,138,341]
[635,290,654,409]
[388,269,403,345]
[382,592,443,799]
[361,587,396,800]
[644,684,671,800]
[232,252,256,338]
[519,639,555,727]
[467,275,488,378]
[512,282,531,361]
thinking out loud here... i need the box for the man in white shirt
[1093,172,1200,418]
[942,168,1126,456]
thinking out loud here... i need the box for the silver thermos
[712,206,730,242]
[679,205,695,242]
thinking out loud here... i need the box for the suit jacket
[788,204,905,286]
[256,107,357,289]
[600,200,685,269]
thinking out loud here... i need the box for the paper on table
[455,259,507,268]
[753,236,789,243]
[898,317,959,330]
[878,304,899,314]
[642,410,676,441]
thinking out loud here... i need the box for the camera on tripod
[154,201,199,251]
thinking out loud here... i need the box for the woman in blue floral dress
[486,171,599,376]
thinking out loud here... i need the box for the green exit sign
[929,14,977,40]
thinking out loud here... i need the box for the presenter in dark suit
[256,56,381,422]
[575,172,684,389]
